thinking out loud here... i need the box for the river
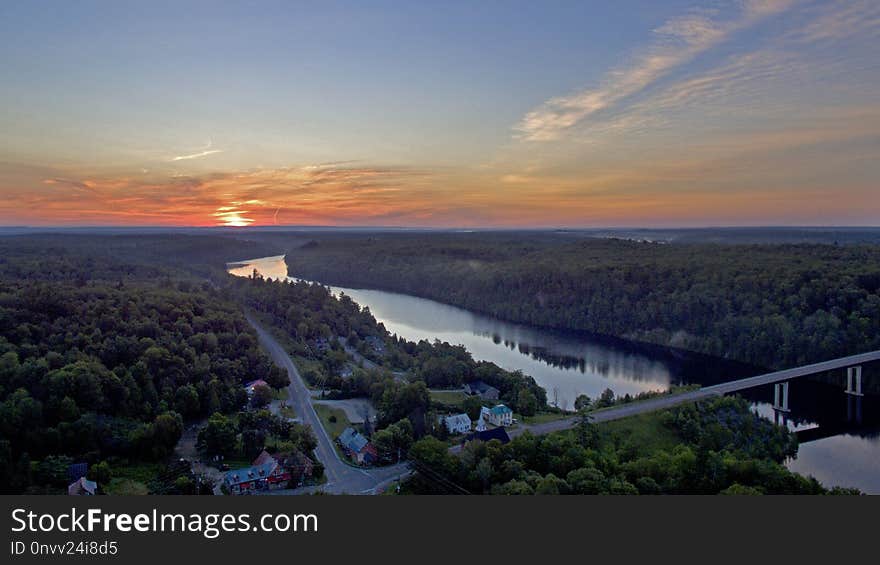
[229,254,880,493]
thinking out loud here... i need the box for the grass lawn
[314,404,351,440]
[520,411,570,425]
[273,387,290,401]
[429,389,468,406]
[103,461,165,495]
[279,404,297,419]
[599,412,680,457]
[314,404,354,461]
[105,478,150,495]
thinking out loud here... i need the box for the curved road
[246,313,408,494]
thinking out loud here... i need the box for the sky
[0,0,878,228]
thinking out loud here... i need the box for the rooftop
[224,462,277,486]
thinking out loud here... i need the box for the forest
[277,232,880,369]
[0,235,301,493]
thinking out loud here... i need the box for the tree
[574,394,592,412]
[200,413,237,457]
[152,412,183,454]
[516,388,537,417]
[575,411,599,449]
[174,475,196,494]
[535,474,567,495]
[596,388,615,409]
[174,384,200,418]
[566,467,606,494]
[241,429,267,459]
[462,395,483,421]
[719,483,764,495]
[58,396,80,422]
[251,384,273,409]
[409,437,455,476]
[492,479,534,495]
[373,419,414,462]
[88,461,112,484]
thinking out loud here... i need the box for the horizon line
[2,224,880,231]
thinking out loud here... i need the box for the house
[464,380,500,401]
[250,449,314,486]
[224,449,303,494]
[462,427,511,445]
[278,451,315,483]
[443,413,472,434]
[223,462,280,494]
[486,404,513,427]
[243,379,269,396]
[337,427,377,465]
[68,476,97,496]
[251,449,279,467]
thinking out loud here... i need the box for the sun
[213,207,255,227]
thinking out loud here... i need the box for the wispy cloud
[171,149,223,161]
[514,0,796,141]
[170,139,224,161]
[795,0,880,43]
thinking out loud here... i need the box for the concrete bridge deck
[699,350,880,396]
[513,350,880,439]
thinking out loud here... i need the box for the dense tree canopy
[0,237,288,493]
[281,234,880,368]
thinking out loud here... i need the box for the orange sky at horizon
[1,158,876,228]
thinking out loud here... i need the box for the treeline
[406,396,860,495]
[281,234,880,368]
[0,244,289,493]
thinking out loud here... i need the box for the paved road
[507,388,721,439]
[246,313,409,494]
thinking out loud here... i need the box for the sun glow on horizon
[213,207,255,227]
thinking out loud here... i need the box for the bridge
[515,350,880,439]
[700,350,879,414]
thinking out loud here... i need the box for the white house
[443,413,472,434]
[485,404,513,427]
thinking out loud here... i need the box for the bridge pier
[845,366,864,396]
[847,394,863,424]
[773,381,790,412]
